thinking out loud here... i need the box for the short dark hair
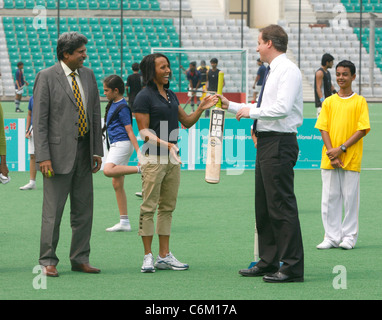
[140,53,172,88]
[210,58,218,64]
[260,24,288,53]
[17,61,24,67]
[56,32,88,61]
[336,60,356,76]
[132,62,140,71]
[321,53,334,66]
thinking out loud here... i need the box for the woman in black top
[134,53,217,273]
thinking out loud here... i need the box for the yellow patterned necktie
[70,72,87,137]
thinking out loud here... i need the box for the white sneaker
[0,173,11,184]
[339,241,353,250]
[19,182,36,190]
[105,222,131,232]
[154,252,189,271]
[316,240,337,249]
[141,253,155,273]
[135,192,142,198]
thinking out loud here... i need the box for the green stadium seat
[163,19,174,26]
[141,18,152,26]
[110,25,120,34]
[99,1,109,9]
[129,1,140,10]
[15,0,25,9]
[134,25,144,33]
[3,0,14,9]
[109,0,120,10]
[18,38,28,46]
[89,1,98,9]
[139,39,149,47]
[25,0,35,9]
[152,19,163,27]
[104,67,115,76]
[46,0,57,9]
[110,18,120,26]
[135,32,147,41]
[124,25,134,33]
[140,1,151,10]
[67,1,77,9]
[78,0,88,9]
[89,18,99,25]
[150,2,160,10]
[375,4,382,12]
[145,25,155,33]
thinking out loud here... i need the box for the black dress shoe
[263,271,304,283]
[239,265,278,277]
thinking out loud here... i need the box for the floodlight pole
[57,0,60,36]
[241,0,244,48]
[369,12,376,96]
[298,0,301,69]
[359,0,363,95]
[121,0,123,78]
[179,0,182,92]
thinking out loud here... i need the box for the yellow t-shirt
[315,93,370,172]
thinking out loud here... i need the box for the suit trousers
[255,134,304,277]
[39,136,94,266]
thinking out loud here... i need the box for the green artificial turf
[1,102,381,300]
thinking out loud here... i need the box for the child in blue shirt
[102,75,141,232]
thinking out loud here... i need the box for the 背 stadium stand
[0,0,381,100]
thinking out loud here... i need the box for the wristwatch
[340,144,347,153]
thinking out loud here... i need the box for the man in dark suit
[33,32,103,277]
[219,25,304,283]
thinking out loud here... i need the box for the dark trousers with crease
[255,134,304,277]
[39,136,94,267]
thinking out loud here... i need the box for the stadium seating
[1,0,161,10]
[1,16,188,95]
[0,0,380,98]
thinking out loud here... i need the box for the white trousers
[321,169,360,247]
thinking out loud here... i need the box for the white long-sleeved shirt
[228,53,303,133]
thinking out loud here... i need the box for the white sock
[29,180,36,185]
[136,166,141,174]
[120,215,129,225]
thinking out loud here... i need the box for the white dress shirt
[228,53,303,133]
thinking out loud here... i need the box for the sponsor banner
[4,118,322,171]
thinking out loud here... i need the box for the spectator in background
[20,96,37,190]
[197,60,209,105]
[251,59,267,103]
[314,53,336,117]
[126,62,142,115]
[205,58,223,118]
[15,61,29,113]
[186,61,201,111]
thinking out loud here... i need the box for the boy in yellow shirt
[315,60,370,250]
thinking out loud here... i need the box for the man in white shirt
[219,24,304,283]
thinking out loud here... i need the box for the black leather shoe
[263,271,304,283]
[239,265,278,277]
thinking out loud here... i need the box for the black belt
[77,131,90,141]
[255,131,296,138]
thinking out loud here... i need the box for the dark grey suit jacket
[33,62,103,174]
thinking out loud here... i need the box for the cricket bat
[205,71,225,184]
